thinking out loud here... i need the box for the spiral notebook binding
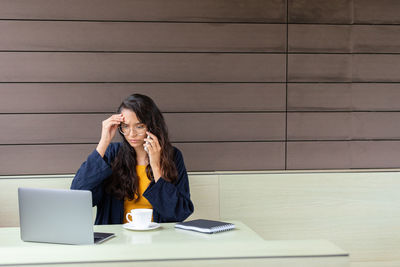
[174,219,235,234]
[211,224,235,233]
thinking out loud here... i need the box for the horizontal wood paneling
[166,113,285,142]
[0,144,97,175]
[0,113,285,144]
[289,55,400,82]
[353,55,400,82]
[0,53,286,82]
[0,83,286,113]
[289,25,351,53]
[287,141,400,169]
[288,54,352,82]
[354,0,400,24]
[287,142,352,169]
[290,25,400,53]
[288,83,400,111]
[353,26,400,53]
[0,142,285,175]
[0,0,287,22]
[288,112,400,140]
[288,0,353,24]
[0,21,286,52]
[175,142,285,171]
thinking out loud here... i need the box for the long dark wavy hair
[105,94,178,201]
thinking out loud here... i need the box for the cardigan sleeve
[70,143,120,206]
[143,147,194,222]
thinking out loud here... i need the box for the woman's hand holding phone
[144,131,163,181]
[96,114,124,157]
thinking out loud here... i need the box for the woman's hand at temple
[96,114,124,157]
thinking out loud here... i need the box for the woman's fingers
[145,132,161,150]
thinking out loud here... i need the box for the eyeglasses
[118,123,147,136]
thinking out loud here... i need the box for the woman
[71,94,194,225]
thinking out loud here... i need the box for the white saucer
[123,222,161,231]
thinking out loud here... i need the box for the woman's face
[120,108,147,149]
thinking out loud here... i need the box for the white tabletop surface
[0,221,348,266]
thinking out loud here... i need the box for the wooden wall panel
[287,142,352,169]
[0,83,286,113]
[354,0,400,24]
[0,113,285,144]
[290,25,400,53]
[175,142,285,171]
[287,141,400,169]
[353,26,400,53]
[0,53,285,82]
[0,142,285,175]
[288,0,353,23]
[0,21,286,53]
[353,55,400,82]
[0,144,96,175]
[288,55,352,82]
[0,0,287,22]
[288,83,400,111]
[288,112,400,140]
[289,25,351,53]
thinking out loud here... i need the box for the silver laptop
[18,187,115,245]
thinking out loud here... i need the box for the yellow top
[123,165,153,223]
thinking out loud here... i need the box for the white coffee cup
[126,208,153,228]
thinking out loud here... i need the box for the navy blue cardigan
[71,143,194,225]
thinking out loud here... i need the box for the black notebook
[175,219,235,234]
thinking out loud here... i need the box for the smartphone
[144,134,150,153]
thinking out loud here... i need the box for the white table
[0,221,349,267]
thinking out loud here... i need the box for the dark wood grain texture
[0,83,286,113]
[0,113,285,144]
[0,0,287,22]
[0,53,286,82]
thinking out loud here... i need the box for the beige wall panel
[353,55,400,82]
[288,0,352,23]
[175,142,285,171]
[288,55,351,82]
[288,112,400,140]
[186,174,219,221]
[288,83,400,111]
[0,177,73,227]
[354,0,400,24]
[219,171,400,263]
[0,0,287,22]
[0,83,286,113]
[0,113,285,144]
[287,142,352,169]
[0,21,286,53]
[289,25,351,53]
[0,174,214,226]
[0,144,96,175]
[0,53,285,82]
[353,26,400,53]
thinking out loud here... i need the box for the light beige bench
[1,170,399,267]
